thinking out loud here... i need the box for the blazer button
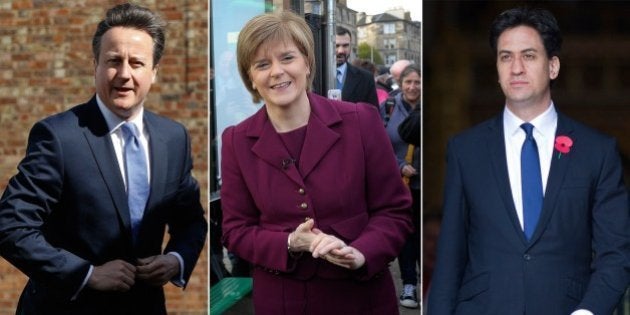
[300,202,308,209]
[298,188,305,195]
[523,254,531,261]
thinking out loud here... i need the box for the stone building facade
[356,9,421,66]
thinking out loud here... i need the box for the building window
[383,23,395,34]
[386,54,397,65]
[383,38,396,49]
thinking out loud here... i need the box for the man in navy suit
[0,4,207,314]
[428,7,629,315]
[335,26,379,107]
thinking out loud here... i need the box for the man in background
[335,26,379,107]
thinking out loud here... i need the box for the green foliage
[357,42,384,65]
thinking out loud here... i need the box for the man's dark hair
[489,7,562,58]
[336,26,352,39]
[92,3,166,67]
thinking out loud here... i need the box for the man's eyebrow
[520,48,538,53]
[498,47,538,54]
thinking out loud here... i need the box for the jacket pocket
[565,276,586,301]
[456,272,489,302]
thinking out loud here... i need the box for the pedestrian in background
[353,58,389,104]
[335,26,379,107]
[388,59,411,95]
[380,64,421,309]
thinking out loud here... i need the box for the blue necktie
[121,122,150,242]
[521,123,543,240]
[336,69,344,90]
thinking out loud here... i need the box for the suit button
[298,188,305,195]
[523,254,531,261]
[300,202,308,209]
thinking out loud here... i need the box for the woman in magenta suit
[220,10,413,315]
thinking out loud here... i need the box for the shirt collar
[95,95,145,134]
[503,102,557,139]
[337,62,348,76]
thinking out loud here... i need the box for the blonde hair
[236,10,315,103]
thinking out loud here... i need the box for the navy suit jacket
[220,92,412,313]
[0,97,207,315]
[428,112,630,315]
[341,63,379,107]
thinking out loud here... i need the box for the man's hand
[87,259,136,292]
[136,254,180,286]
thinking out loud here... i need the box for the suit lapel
[299,95,341,179]
[144,113,168,214]
[80,98,132,239]
[487,116,528,245]
[248,94,342,185]
[528,113,575,246]
[249,109,304,186]
[341,64,359,101]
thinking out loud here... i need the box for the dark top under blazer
[341,62,379,107]
[428,112,630,315]
[0,97,208,315]
[220,92,413,313]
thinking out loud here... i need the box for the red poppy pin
[554,135,573,159]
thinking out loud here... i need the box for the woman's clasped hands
[288,219,365,270]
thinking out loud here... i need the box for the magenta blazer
[220,92,413,313]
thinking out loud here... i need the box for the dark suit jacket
[0,97,207,315]
[220,92,413,314]
[341,63,379,107]
[427,112,630,315]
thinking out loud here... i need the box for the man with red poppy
[428,7,629,315]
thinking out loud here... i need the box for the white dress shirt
[99,101,152,188]
[72,97,185,300]
[336,62,347,85]
[503,103,556,230]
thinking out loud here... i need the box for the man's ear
[549,56,560,80]
[152,64,159,83]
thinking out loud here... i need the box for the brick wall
[0,1,208,313]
